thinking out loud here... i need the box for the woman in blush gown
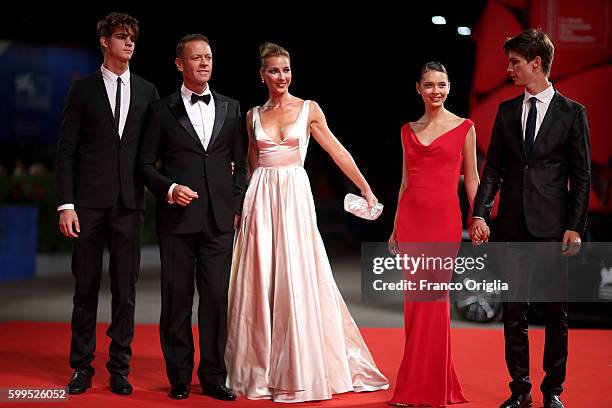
[225,42,389,403]
[388,62,481,407]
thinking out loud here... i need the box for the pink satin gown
[225,100,389,403]
[389,119,473,407]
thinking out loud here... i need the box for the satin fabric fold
[390,120,473,407]
[226,101,388,403]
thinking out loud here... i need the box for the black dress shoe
[544,394,564,408]
[168,384,190,400]
[110,374,133,395]
[202,383,237,401]
[500,392,532,408]
[67,368,94,395]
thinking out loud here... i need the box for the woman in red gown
[388,62,481,407]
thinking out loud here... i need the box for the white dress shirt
[57,65,131,212]
[167,83,216,203]
[101,64,131,138]
[521,83,555,141]
[180,83,215,149]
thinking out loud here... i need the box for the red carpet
[0,322,610,407]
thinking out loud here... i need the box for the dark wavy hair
[96,12,139,41]
[503,28,554,75]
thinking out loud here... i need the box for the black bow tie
[191,93,211,105]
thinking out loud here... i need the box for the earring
[261,79,265,83]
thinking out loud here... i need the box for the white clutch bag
[344,193,383,221]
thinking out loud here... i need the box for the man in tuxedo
[469,29,590,408]
[138,34,247,401]
[55,13,159,395]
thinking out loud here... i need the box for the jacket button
[204,153,209,158]
[524,164,529,170]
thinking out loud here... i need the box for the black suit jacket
[138,90,247,234]
[56,70,159,210]
[473,91,591,239]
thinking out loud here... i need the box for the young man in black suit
[470,29,590,408]
[55,12,159,396]
[138,34,247,401]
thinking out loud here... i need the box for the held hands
[59,209,80,238]
[172,185,199,206]
[561,229,581,257]
[468,218,490,245]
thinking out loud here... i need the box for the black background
[1,3,488,244]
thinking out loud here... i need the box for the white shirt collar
[524,83,555,104]
[181,83,211,101]
[101,64,130,85]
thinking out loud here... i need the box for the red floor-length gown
[389,119,473,407]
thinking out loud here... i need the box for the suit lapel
[94,71,120,140]
[508,95,525,160]
[121,77,137,144]
[208,91,227,150]
[168,91,205,151]
[529,91,559,157]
